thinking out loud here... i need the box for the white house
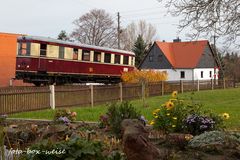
[139,39,219,81]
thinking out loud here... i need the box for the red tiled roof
[156,40,209,68]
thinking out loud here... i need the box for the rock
[9,125,18,128]
[121,119,164,160]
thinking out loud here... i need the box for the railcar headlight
[26,65,29,68]
[18,65,20,68]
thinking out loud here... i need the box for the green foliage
[101,101,141,137]
[23,137,103,160]
[22,136,126,160]
[0,115,7,160]
[151,92,225,135]
[57,30,70,41]
[132,34,147,66]
[53,109,77,124]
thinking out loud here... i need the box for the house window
[209,71,212,78]
[40,44,47,57]
[180,71,185,79]
[115,54,120,64]
[73,48,78,60]
[123,56,129,65]
[59,46,64,59]
[201,71,204,78]
[158,55,162,61]
[104,53,111,63]
[82,50,90,61]
[94,51,101,62]
[149,55,153,62]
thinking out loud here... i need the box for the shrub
[100,101,141,138]
[188,131,240,152]
[150,91,226,135]
[53,109,77,124]
[121,70,167,83]
[22,136,126,160]
[183,114,215,135]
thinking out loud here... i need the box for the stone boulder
[121,119,165,160]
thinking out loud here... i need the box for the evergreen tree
[132,35,147,67]
[57,30,69,41]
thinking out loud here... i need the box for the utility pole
[117,12,120,49]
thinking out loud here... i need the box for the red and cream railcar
[15,36,135,86]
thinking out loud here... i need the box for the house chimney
[173,37,181,42]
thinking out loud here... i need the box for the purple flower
[139,115,147,125]
[58,116,70,124]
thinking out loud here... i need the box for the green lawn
[10,88,240,129]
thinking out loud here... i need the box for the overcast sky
[0,0,191,42]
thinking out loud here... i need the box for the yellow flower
[172,91,178,98]
[154,115,159,118]
[170,99,177,102]
[149,120,155,125]
[153,109,160,118]
[166,113,170,116]
[65,135,70,141]
[166,101,174,110]
[222,113,230,120]
[172,117,177,120]
[153,109,160,114]
[172,125,176,128]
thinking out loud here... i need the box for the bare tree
[71,9,117,48]
[121,20,157,51]
[158,0,240,46]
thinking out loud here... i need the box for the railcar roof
[18,36,135,56]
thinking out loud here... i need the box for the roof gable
[156,40,209,68]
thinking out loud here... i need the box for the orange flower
[71,112,77,117]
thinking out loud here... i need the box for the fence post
[50,85,55,110]
[211,79,214,90]
[142,81,145,101]
[9,79,13,87]
[119,82,123,102]
[180,80,183,93]
[197,80,200,91]
[223,78,226,89]
[90,85,94,108]
[161,81,164,96]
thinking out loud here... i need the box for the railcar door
[38,44,47,72]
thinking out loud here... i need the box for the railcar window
[131,57,135,66]
[115,54,120,64]
[40,44,47,57]
[123,56,129,65]
[94,52,101,62]
[82,50,90,61]
[59,46,65,59]
[19,42,30,56]
[104,53,111,63]
[20,42,27,55]
[73,48,78,60]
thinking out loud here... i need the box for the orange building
[0,32,30,87]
